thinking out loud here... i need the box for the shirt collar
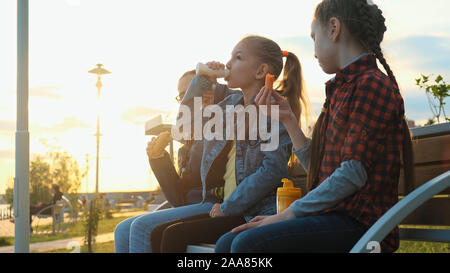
[325,53,378,98]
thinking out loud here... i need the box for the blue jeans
[114,202,214,253]
[215,213,366,253]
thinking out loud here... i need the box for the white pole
[95,76,101,194]
[15,0,30,253]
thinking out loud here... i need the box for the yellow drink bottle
[277,178,302,213]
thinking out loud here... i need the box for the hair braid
[373,46,398,86]
[353,0,398,86]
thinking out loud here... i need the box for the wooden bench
[186,123,450,253]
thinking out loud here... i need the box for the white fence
[0,205,12,220]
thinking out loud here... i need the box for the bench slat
[400,197,450,226]
[400,228,450,243]
[399,163,450,195]
[411,135,450,164]
[411,123,450,139]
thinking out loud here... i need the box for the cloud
[30,86,64,100]
[386,35,450,72]
[52,116,91,131]
[278,35,314,55]
[0,117,90,135]
[121,106,166,125]
[0,120,14,132]
[31,116,92,134]
[0,149,13,160]
[401,92,443,123]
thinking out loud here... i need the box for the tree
[4,178,14,206]
[29,156,53,206]
[424,118,437,126]
[416,74,450,124]
[48,151,82,195]
[83,194,102,253]
[4,150,83,208]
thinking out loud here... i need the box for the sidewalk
[0,232,114,253]
[0,209,147,253]
[0,209,146,237]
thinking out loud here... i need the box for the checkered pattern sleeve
[340,75,395,171]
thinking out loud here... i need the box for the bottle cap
[277,178,302,197]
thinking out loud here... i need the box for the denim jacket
[178,75,293,220]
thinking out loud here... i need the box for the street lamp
[88,64,111,194]
[15,0,30,253]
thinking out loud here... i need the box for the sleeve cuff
[292,138,311,155]
[149,150,170,162]
[220,202,228,216]
[292,138,312,171]
[182,75,213,104]
[289,202,307,218]
[197,75,214,91]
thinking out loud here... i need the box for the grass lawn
[396,225,450,253]
[397,241,450,253]
[0,214,131,246]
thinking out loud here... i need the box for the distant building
[407,119,416,128]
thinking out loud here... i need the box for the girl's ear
[328,17,341,43]
[255,63,269,80]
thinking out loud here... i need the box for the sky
[1,0,450,194]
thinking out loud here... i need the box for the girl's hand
[254,86,297,124]
[146,137,157,159]
[209,203,224,218]
[231,208,296,234]
[205,61,226,83]
[146,132,171,159]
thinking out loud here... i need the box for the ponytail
[276,52,311,168]
[276,52,310,131]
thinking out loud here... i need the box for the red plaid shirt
[313,55,405,253]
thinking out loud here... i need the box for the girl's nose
[226,60,231,70]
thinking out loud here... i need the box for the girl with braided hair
[216,0,413,253]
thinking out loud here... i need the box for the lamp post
[15,0,29,253]
[88,64,111,194]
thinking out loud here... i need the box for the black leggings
[150,214,246,253]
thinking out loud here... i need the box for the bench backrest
[289,123,450,227]
[400,123,450,227]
